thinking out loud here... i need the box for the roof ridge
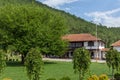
[62,33,102,42]
[111,40,120,46]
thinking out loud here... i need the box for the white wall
[113,46,120,52]
[82,41,105,60]
[84,42,88,47]
[92,50,102,59]
[84,41,105,50]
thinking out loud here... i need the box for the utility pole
[95,23,98,62]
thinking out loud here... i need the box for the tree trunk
[112,68,114,80]
[79,70,83,80]
[79,72,80,80]
[21,54,25,64]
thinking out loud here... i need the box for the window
[88,41,94,46]
[76,42,83,47]
[69,43,75,48]
[69,42,83,48]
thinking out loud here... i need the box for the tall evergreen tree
[106,48,120,79]
[0,49,6,76]
[25,48,43,80]
[73,48,91,80]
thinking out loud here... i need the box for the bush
[0,50,6,75]
[88,75,99,80]
[46,78,56,80]
[114,73,120,80]
[25,48,43,80]
[99,74,109,80]
[60,76,71,80]
[2,78,12,80]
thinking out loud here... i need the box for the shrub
[46,78,56,80]
[2,78,12,80]
[25,48,43,80]
[87,75,99,80]
[99,74,109,80]
[0,50,6,75]
[114,73,120,80]
[9,59,12,61]
[60,76,71,80]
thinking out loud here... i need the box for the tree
[0,49,6,76]
[25,48,43,80]
[0,4,67,63]
[106,48,120,79]
[73,48,91,80]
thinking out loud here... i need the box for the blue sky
[37,0,120,27]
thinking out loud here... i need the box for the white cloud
[40,0,78,8]
[65,7,71,11]
[85,8,120,27]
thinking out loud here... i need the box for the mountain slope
[0,0,120,47]
[35,1,120,47]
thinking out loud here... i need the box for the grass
[0,61,111,80]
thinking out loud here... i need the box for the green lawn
[0,61,111,80]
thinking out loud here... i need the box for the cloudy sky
[37,0,120,27]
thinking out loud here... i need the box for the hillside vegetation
[0,0,120,47]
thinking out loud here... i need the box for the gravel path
[43,58,106,63]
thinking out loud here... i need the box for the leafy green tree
[0,4,67,63]
[25,48,43,80]
[106,48,120,79]
[0,49,6,75]
[73,48,91,80]
[1,0,120,48]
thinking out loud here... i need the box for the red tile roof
[101,48,109,52]
[62,33,101,42]
[111,40,120,46]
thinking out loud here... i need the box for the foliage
[87,75,99,80]
[46,78,56,80]
[0,0,120,48]
[105,48,120,79]
[2,78,12,80]
[59,76,71,80]
[0,3,67,63]
[73,48,91,80]
[99,74,109,80]
[0,49,6,75]
[25,48,43,80]
[114,73,120,80]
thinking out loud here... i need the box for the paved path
[43,58,106,63]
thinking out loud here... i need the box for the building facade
[62,34,106,59]
[111,40,120,52]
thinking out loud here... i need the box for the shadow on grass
[44,61,57,65]
[7,61,57,67]
[6,61,24,67]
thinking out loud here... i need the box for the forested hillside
[0,0,120,47]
